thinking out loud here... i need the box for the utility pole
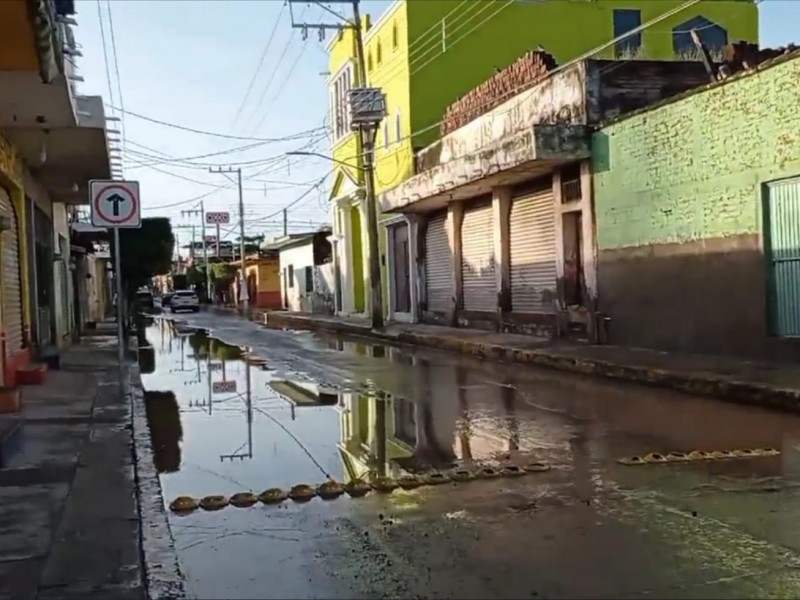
[180,205,211,299]
[283,208,288,236]
[289,0,386,329]
[209,167,249,314]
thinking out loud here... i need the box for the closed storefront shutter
[461,203,496,312]
[509,187,557,312]
[0,188,23,354]
[425,215,451,313]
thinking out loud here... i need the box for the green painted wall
[592,54,800,250]
[408,0,757,149]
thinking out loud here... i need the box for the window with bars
[330,62,354,142]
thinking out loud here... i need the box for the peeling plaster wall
[416,63,588,173]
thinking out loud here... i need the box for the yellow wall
[244,258,280,292]
[0,2,39,71]
[257,260,280,292]
[329,26,364,186]
[362,1,414,195]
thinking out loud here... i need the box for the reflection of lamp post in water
[220,359,253,461]
[501,384,520,453]
[375,392,388,478]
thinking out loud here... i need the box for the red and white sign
[206,211,230,225]
[212,380,237,394]
[89,180,141,228]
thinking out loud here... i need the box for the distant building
[263,231,333,313]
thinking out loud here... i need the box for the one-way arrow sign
[90,180,141,228]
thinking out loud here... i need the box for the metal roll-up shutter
[461,204,496,312]
[0,188,23,354]
[510,187,556,312]
[425,215,451,313]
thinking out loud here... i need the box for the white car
[170,290,200,313]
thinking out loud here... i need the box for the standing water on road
[141,313,800,599]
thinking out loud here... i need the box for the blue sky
[74,0,799,245]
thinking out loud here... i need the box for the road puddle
[137,315,800,598]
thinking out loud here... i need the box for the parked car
[135,289,155,312]
[170,290,200,313]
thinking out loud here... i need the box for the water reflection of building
[337,348,527,481]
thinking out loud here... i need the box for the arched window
[368,51,373,71]
[377,41,383,64]
[383,119,389,149]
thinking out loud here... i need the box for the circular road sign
[91,181,140,227]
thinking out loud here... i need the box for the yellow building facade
[327,0,758,320]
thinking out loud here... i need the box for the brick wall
[440,51,557,136]
[591,51,800,359]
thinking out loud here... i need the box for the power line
[390,0,704,155]
[246,170,333,225]
[105,0,126,171]
[242,3,308,132]
[231,1,288,130]
[104,103,326,142]
[254,38,310,132]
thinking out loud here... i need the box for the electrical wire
[242,3,308,132]
[253,38,311,132]
[246,170,333,225]
[105,0,126,172]
[385,0,705,157]
[231,1,288,130]
[104,103,326,142]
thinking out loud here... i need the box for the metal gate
[461,203,496,312]
[425,215,451,313]
[0,188,23,355]
[766,178,800,337]
[509,186,556,312]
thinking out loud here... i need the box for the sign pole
[113,227,125,375]
[89,179,142,391]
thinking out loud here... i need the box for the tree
[118,217,174,299]
[186,266,206,287]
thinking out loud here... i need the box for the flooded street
[141,312,800,599]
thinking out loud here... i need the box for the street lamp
[285,151,363,171]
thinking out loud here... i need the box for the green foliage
[186,266,206,286]
[211,262,238,283]
[118,218,174,298]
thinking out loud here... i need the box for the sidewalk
[0,325,181,600]
[256,310,800,411]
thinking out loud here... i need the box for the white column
[335,198,354,314]
[406,214,420,323]
[357,198,370,317]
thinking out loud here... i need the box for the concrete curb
[262,312,800,412]
[128,361,187,600]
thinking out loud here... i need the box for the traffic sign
[206,211,230,225]
[212,380,237,394]
[89,180,141,228]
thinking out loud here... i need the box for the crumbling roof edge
[597,47,800,130]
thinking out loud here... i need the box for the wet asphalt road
[141,311,800,599]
